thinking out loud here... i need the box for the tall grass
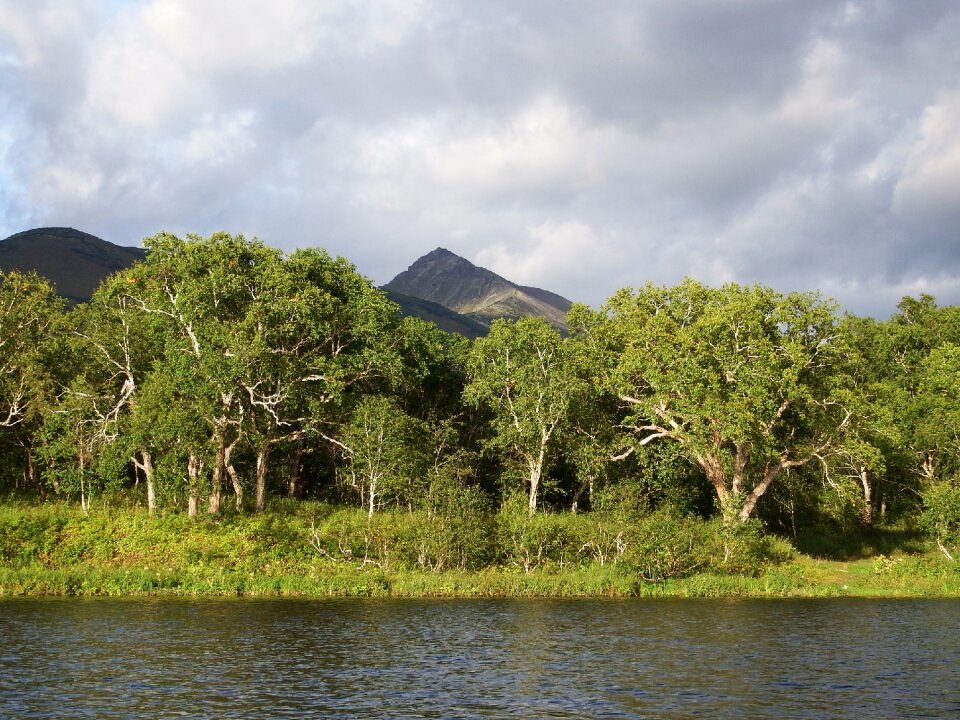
[0,501,956,598]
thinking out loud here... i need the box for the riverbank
[2,502,957,598]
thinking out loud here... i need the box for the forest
[2,231,960,593]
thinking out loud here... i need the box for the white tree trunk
[859,466,874,526]
[133,449,156,516]
[224,440,242,511]
[255,441,271,513]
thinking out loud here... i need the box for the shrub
[624,508,708,582]
[920,480,960,559]
[496,497,582,572]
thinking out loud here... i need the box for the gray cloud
[1,0,959,317]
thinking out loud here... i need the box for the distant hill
[383,248,572,332]
[0,227,145,304]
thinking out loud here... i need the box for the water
[1,597,958,718]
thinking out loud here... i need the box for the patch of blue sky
[0,47,22,69]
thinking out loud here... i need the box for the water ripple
[1,597,959,718]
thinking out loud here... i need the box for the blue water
[1,598,958,718]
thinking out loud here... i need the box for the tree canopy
[2,233,959,561]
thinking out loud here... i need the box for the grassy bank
[1,502,958,598]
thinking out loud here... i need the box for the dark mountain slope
[0,227,145,304]
[383,290,489,339]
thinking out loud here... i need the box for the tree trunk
[288,437,305,498]
[187,453,201,519]
[133,449,156,516]
[224,440,242,511]
[26,451,43,497]
[207,426,227,515]
[859,466,874,527]
[145,454,156,516]
[571,476,593,514]
[737,473,779,522]
[79,451,89,515]
[736,457,809,523]
[255,441,271,513]
[698,452,732,520]
[527,457,542,518]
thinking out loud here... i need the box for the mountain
[0,227,145,304]
[383,248,572,331]
[383,290,489,339]
[1,229,568,338]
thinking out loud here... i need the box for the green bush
[624,508,708,581]
[496,498,583,572]
[920,480,960,558]
[0,505,69,565]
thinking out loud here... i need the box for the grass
[1,501,957,598]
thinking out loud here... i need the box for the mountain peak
[407,247,478,272]
[384,247,571,331]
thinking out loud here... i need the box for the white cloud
[476,219,625,296]
[2,0,960,316]
[0,0,100,67]
[351,95,637,208]
[893,88,960,223]
[80,0,434,130]
[176,110,258,167]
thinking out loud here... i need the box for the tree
[814,315,903,526]
[58,271,169,513]
[572,279,847,524]
[236,247,405,511]
[336,395,428,517]
[0,271,63,493]
[914,343,960,482]
[116,232,297,514]
[128,356,213,517]
[106,232,410,515]
[464,318,581,516]
[884,297,960,486]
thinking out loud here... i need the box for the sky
[1,0,959,317]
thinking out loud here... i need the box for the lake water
[1,597,958,718]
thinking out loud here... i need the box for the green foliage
[0,271,64,493]
[5,503,960,598]
[573,279,846,523]
[921,480,960,557]
[7,231,960,596]
[336,396,430,515]
[465,317,583,515]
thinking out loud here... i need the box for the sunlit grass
[1,503,957,598]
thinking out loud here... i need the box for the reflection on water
[1,597,959,718]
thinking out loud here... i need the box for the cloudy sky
[1,1,959,316]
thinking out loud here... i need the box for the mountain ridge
[0,229,572,336]
[383,247,572,332]
[0,227,145,305]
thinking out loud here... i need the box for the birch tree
[0,271,63,491]
[573,279,847,524]
[336,395,428,517]
[464,318,580,516]
[114,232,268,514]
[236,247,404,511]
